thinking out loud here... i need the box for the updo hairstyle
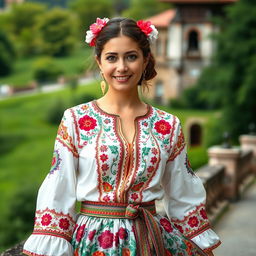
[94,17,157,84]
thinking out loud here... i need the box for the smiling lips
[113,75,132,82]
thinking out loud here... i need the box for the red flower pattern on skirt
[78,115,97,131]
[200,208,207,219]
[118,227,128,239]
[160,218,173,233]
[154,120,171,135]
[88,230,96,241]
[92,251,106,256]
[76,224,86,242]
[122,248,131,256]
[98,230,114,249]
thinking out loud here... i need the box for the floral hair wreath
[85,18,158,47]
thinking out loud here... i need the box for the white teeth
[115,76,130,81]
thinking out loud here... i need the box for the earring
[100,71,107,95]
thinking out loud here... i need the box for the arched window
[190,123,202,146]
[187,29,200,57]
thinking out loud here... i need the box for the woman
[23,17,220,256]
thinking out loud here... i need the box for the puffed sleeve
[23,109,79,256]
[161,118,221,253]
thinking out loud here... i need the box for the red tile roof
[147,9,176,28]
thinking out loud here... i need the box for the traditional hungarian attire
[23,100,221,256]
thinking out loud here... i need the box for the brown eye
[106,55,117,62]
[127,54,137,61]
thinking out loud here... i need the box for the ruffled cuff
[191,228,221,252]
[23,234,74,256]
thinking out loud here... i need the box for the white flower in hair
[148,24,158,43]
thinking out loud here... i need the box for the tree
[36,8,79,56]
[69,0,114,39]
[122,0,170,20]
[0,30,16,77]
[192,0,256,140]
[6,2,47,56]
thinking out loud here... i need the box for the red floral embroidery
[103,195,110,202]
[150,156,157,164]
[98,230,114,249]
[103,182,113,192]
[171,203,210,239]
[100,154,108,162]
[118,227,128,239]
[151,148,158,155]
[33,208,75,241]
[114,232,119,247]
[160,218,173,233]
[174,224,184,234]
[200,208,207,220]
[188,216,199,228]
[154,120,171,135]
[41,214,52,226]
[168,127,186,162]
[147,166,154,172]
[78,115,97,131]
[101,164,109,171]
[131,193,138,201]
[104,118,111,124]
[88,230,96,241]
[100,145,108,152]
[131,182,144,191]
[184,240,193,255]
[76,224,86,242]
[59,218,70,230]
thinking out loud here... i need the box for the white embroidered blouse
[23,100,220,256]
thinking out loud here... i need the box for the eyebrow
[105,50,138,55]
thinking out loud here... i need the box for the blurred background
[0,0,256,253]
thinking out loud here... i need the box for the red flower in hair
[137,20,153,36]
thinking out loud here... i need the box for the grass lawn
[0,83,217,250]
[0,45,93,88]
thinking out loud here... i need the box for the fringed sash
[80,200,166,256]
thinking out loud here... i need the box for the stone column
[208,146,241,201]
[239,135,256,174]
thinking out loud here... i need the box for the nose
[117,59,128,73]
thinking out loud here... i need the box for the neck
[97,86,145,114]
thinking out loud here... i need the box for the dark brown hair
[94,17,157,84]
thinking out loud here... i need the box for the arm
[23,109,79,256]
[161,118,221,254]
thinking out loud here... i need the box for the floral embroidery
[168,125,186,162]
[92,252,106,256]
[57,120,78,158]
[76,224,86,242]
[160,218,173,233]
[118,227,128,239]
[131,182,144,192]
[88,230,96,241]
[154,119,171,135]
[171,203,210,239]
[33,208,75,241]
[103,182,113,192]
[98,230,114,249]
[78,115,97,131]
[49,150,61,174]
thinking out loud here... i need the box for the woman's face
[96,35,148,93]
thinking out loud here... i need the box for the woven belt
[80,200,166,256]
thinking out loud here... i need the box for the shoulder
[150,105,181,125]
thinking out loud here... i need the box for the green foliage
[122,0,171,20]
[69,0,114,38]
[36,7,79,56]
[33,57,64,83]
[7,2,47,57]
[0,30,16,77]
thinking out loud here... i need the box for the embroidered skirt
[71,201,207,256]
